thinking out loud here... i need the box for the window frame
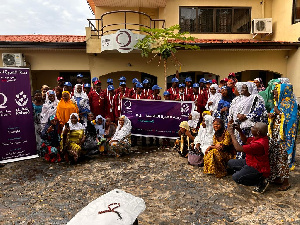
[179,6,252,34]
[293,0,300,24]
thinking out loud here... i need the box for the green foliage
[135,25,199,60]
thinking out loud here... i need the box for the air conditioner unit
[252,18,272,34]
[2,53,25,67]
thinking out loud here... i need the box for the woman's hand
[205,146,212,154]
[208,102,213,106]
[268,113,275,119]
[47,125,54,133]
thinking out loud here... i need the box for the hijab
[41,90,59,124]
[112,115,132,141]
[95,115,106,137]
[259,79,280,112]
[188,111,200,129]
[269,83,298,154]
[66,113,84,131]
[73,84,88,99]
[206,84,222,112]
[194,115,214,154]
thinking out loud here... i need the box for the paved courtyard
[1,143,299,225]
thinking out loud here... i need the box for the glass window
[179,7,251,34]
[293,0,300,23]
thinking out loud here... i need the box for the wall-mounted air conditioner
[2,53,26,67]
[252,18,272,34]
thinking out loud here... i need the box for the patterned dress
[203,131,236,178]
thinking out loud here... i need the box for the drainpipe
[261,0,265,18]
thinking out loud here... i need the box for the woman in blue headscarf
[214,86,233,127]
[268,83,298,191]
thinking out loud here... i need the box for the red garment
[104,92,115,121]
[115,87,129,95]
[129,87,136,97]
[243,136,270,178]
[114,92,128,120]
[167,87,179,96]
[184,87,193,95]
[174,93,190,101]
[196,90,208,121]
[88,90,106,117]
[147,94,161,100]
[130,92,145,99]
[190,93,199,101]
[143,89,153,99]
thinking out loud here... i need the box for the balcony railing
[87,10,165,38]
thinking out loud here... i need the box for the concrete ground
[0,143,299,225]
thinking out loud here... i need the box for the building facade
[0,0,300,96]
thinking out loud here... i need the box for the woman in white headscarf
[73,84,90,125]
[109,115,132,157]
[228,82,245,123]
[40,90,59,130]
[205,84,222,116]
[60,113,85,162]
[188,111,201,130]
[230,82,267,159]
[188,114,214,166]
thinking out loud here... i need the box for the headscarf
[221,86,234,102]
[40,90,59,124]
[95,115,106,137]
[112,115,132,141]
[65,113,84,131]
[254,78,265,91]
[179,121,189,130]
[56,91,79,125]
[259,79,280,112]
[73,84,88,99]
[235,82,245,95]
[269,83,298,155]
[278,78,290,84]
[188,111,201,129]
[194,115,214,154]
[206,85,222,113]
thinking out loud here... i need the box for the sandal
[278,185,291,191]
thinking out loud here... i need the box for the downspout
[261,0,265,18]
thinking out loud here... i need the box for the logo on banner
[15,91,28,107]
[0,93,8,108]
[101,29,145,53]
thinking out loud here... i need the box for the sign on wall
[0,67,38,163]
[101,29,145,53]
[121,98,194,138]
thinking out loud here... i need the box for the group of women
[177,78,298,191]
[32,88,133,163]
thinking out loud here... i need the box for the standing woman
[205,84,222,116]
[268,83,298,191]
[32,90,44,154]
[259,79,280,113]
[109,115,132,157]
[56,91,79,130]
[214,86,233,127]
[40,90,59,130]
[41,85,50,102]
[60,113,85,163]
[73,84,90,125]
[203,118,235,178]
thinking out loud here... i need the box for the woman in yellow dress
[60,113,85,163]
[203,118,236,178]
[56,91,78,129]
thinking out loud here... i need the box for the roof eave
[0,41,86,49]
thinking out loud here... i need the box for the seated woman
[40,115,61,163]
[109,115,132,157]
[188,114,214,167]
[188,111,201,133]
[95,115,106,153]
[203,118,236,178]
[174,121,196,158]
[104,117,116,144]
[81,113,99,155]
[60,113,85,163]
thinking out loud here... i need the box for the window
[180,7,251,33]
[293,0,300,23]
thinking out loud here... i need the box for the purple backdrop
[121,98,194,138]
[0,67,37,163]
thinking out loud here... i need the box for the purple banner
[0,67,37,163]
[121,98,194,138]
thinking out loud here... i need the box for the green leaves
[135,25,200,60]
